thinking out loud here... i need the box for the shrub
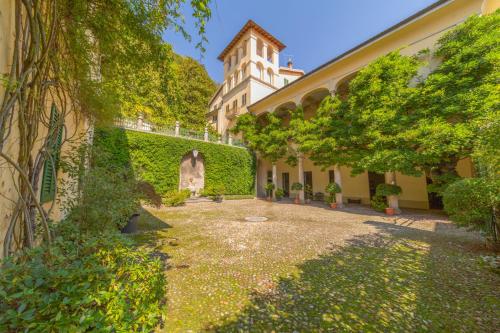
[371,195,388,212]
[325,182,341,203]
[60,145,139,232]
[443,177,500,241]
[304,184,313,200]
[202,184,225,201]
[163,189,191,207]
[94,128,255,195]
[275,188,285,200]
[137,180,162,207]
[291,182,303,191]
[376,183,402,197]
[0,223,166,332]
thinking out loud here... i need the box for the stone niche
[179,150,205,197]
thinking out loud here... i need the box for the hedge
[94,128,255,195]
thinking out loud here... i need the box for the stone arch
[335,72,358,101]
[300,88,330,119]
[179,150,205,196]
[267,67,274,85]
[256,62,265,80]
[273,101,297,126]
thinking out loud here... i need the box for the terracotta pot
[385,207,395,216]
[330,202,338,209]
[294,196,301,204]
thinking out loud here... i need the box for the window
[212,115,218,122]
[267,46,273,63]
[284,78,289,86]
[234,72,238,85]
[226,105,229,113]
[267,68,273,85]
[241,93,247,106]
[233,99,237,110]
[257,63,264,80]
[257,39,264,57]
[328,170,335,184]
[40,104,63,203]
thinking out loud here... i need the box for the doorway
[426,177,444,209]
[303,171,313,200]
[282,172,290,197]
[368,172,385,199]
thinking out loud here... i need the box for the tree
[0,0,212,255]
[233,112,289,164]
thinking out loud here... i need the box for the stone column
[385,171,400,213]
[137,113,144,130]
[272,163,277,200]
[175,121,180,137]
[298,154,304,203]
[228,135,233,145]
[334,165,344,208]
[204,127,209,142]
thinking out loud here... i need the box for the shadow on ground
[208,220,499,332]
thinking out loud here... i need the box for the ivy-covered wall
[94,128,255,195]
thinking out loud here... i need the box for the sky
[162,0,438,83]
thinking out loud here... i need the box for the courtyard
[135,199,499,332]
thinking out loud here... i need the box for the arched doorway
[179,150,205,197]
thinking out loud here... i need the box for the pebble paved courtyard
[135,199,499,332]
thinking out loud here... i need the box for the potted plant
[275,188,284,201]
[304,184,313,204]
[291,182,303,204]
[264,183,275,201]
[374,183,402,215]
[325,182,342,209]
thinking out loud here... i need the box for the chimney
[287,57,293,69]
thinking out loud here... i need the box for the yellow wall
[0,2,90,256]
[249,0,499,209]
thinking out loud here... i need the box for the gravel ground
[136,199,498,332]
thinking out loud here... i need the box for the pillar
[334,165,344,208]
[272,163,277,200]
[204,127,209,142]
[228,135,233,145]
[137,113,144,130]
[175,121,180,137]
[385,171,400,213]
[298,154,304,203]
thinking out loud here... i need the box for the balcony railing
[114,117,245,148]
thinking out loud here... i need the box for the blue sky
[162,0,438,83]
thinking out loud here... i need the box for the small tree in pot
[325,182,342,209]
[275,188,284,201]
[265,183,275,201]
[291,182,303,204]
[375,183,402,215]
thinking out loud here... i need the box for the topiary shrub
[325,182,341,203]
[371,195,388,212]
[201,184,225,202]
[275,188,284,200]
[0,222,166,332]
[443,177,500,242]
[162,189,191,207]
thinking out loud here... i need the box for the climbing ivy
[94,128,255,195]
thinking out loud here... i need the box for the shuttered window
[40,104,63,203]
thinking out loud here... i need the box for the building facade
[207,20,304,139]
[0,2,91,257]
[208,0,499,209]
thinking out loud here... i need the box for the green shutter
[40,104,63,203]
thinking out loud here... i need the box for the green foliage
[291,182,303,191]
[371,195,388,212]
[0,223,166,332]
[443,178,500,239]
[94,128,255,195]
[304,184,313,200]
[202,184,225,201]
[376,184,402,197]
[265,183,275,191]
[326,182,342,195]
[275,188,285,200]
[233,112,290,163]
[59,145,140,232]
[163,189,191,207]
